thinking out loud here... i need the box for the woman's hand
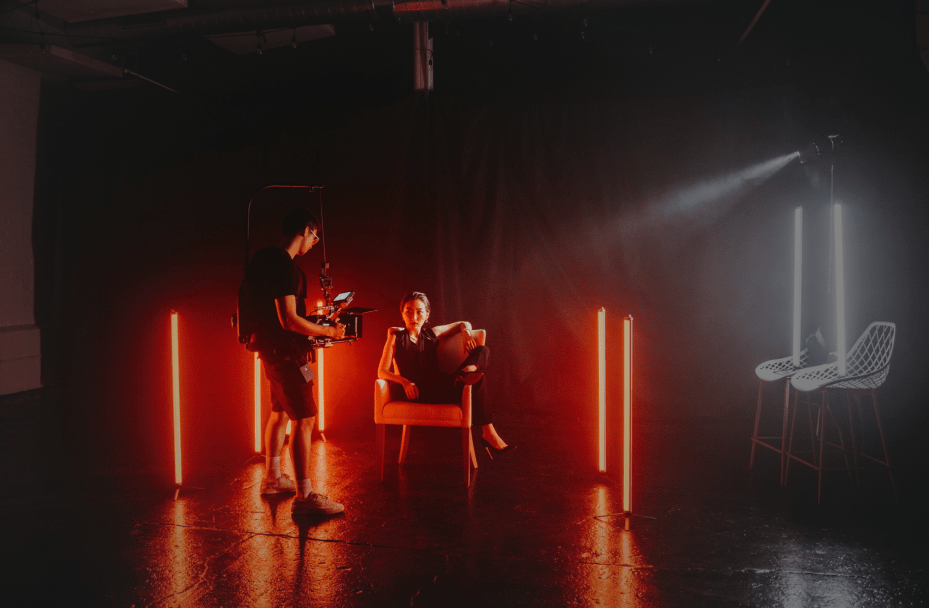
[402,378,419,400]
[460,323,477,354]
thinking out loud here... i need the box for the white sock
[266,456,281,480]
[298,479,313,500]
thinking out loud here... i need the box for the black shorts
[262,358,317,420]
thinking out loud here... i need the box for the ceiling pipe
[63,0,712,45]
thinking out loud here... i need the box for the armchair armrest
[375,379,392,423]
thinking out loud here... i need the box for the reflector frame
[598,307,606,472]
[171,311,182,485]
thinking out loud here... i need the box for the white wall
[0,59,42,395]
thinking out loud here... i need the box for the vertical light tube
[598,308,606,473]
[171,311,182,485]
[254,353,261,453]
[318,348,326,432]
[623,316,633,514]
[793,207,803,368]
[834,203,846,376]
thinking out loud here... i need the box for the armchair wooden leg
[376,424,385,482]
[462,428,472,487]
[399,425,410,464]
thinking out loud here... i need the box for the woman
[377,292,515,457]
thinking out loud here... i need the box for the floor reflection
[588,485,650,607]
[168,499,193,599]
[775,536,860,607]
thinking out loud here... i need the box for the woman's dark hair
[400,292,430,314]
[281,207,320,238]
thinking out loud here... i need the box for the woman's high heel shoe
[455,371,484,386]
[481,436,517,460]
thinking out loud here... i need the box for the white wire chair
[751,349,809,485]
[788,322,897,503]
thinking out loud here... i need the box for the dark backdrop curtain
[34,85,929,475]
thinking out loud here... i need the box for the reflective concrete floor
[2,388,928,607]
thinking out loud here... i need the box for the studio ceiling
[0,1,925,101]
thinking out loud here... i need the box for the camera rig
[231,184,375,362]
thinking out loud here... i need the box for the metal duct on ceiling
[63,0,708,43]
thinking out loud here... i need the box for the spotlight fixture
[798,141,820,165]
[798,134,843,164]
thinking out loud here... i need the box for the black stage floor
[2,388,927,607]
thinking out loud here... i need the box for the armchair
[374,329,486,486]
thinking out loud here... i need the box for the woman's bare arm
[377,328,418,399]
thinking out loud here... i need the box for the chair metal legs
[750,377,792,484]
[786,390,853,504]
[846,390,898,504]
[786,388,897,505]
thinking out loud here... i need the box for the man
[244,207,346,515]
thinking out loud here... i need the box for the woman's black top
[393,327,443,387]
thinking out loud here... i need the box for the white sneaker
[260,473,296,495]
[291,492,344,515]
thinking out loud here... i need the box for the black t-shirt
[244,247,307,349]
[393,327,442,386]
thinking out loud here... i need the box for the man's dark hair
[400,292,431,314]
[282,207,320,238]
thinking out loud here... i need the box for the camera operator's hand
[401,378,419,400]
[328,322,346,340]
